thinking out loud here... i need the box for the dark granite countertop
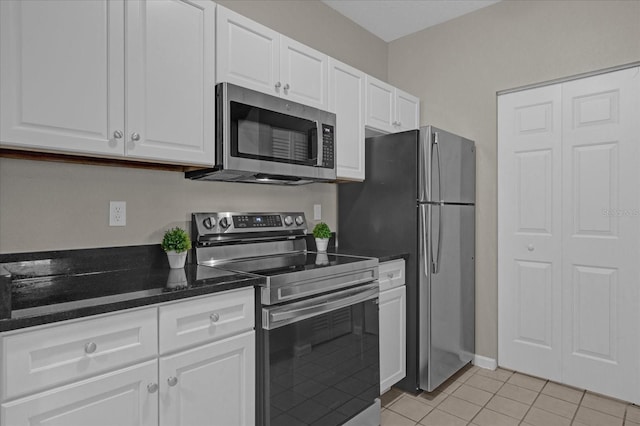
[0,245,264,332]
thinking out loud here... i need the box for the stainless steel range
[192,212,380,426]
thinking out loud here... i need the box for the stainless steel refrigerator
[338,126,475,393]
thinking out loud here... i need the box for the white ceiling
[322,0,501,42]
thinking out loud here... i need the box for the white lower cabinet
[378,259,406,393]
[0,288,256,426]
[1,360,159,426]
[159,331,255,426]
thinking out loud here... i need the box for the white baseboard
[473,354,498,370]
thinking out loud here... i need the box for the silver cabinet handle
[84,341,97,354]
[210,313,220,323]
[147,383,158,393]
[528,244,535,252]
[131,132,140,141]
[275,81,281,89]
[167,376,178,387]
[387,272,394,279]
[283,83,290,91]
[113,130,123,139]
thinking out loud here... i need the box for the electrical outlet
[109,201,126,226]
[313,204,322,220]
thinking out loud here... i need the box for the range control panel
[193,212,307,236]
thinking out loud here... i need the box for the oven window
[230,101,318,166]
[263,299,379,426]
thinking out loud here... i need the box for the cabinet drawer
[379,259,405,291]
[159,288,254,354]
[2,307,157,401]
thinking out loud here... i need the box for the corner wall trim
[473,355,498,370]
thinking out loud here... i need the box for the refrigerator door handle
[433,203,443,274]
[420,131,431,201]
[422,204,431,275]
[433,132,442,202]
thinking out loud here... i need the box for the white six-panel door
[498,84,563,381]
[560,68,640,402]
[498,67,640,403]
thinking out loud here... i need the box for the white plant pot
[166,268,188,289]
[315,238,329,252]
[166,250,187,269]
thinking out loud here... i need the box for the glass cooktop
[213,252,373,277]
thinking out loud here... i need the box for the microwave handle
[315,120,323,167]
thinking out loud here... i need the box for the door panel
[427,126,476,204]
[126,0,214,165]
[216,5,279,95]
[280,36,328,110]
[0,0,124,156]
[498,84,563,381]
[1,361,157,426]
[419,204,475,391]
[160,331,255,426]
[561,67,640,403]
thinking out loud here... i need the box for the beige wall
[387,0,640,360]
[0,1,387,253]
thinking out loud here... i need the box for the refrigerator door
[420,126,476,204]
[419,203,475,392]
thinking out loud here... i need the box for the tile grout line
[570,389,586,425]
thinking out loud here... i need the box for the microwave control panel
[321,124,335,168]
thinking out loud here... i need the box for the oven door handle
[263,283,379,330]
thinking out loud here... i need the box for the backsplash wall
[0,158,337,253]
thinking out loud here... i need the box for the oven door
[258,283,379,426]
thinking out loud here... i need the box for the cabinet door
[0,0,125,156]
[125,0,214,166]
[396,89,420,131]
[159,331,255,426]
[365,75,395,133]
[497,84,563,381]
[329,58,365,181]
[1,360,158,426]
[280,36,328,110]
[380,286,406,393]
[216,5,279,96]
[560,67,640,403]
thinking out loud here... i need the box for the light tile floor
[381,364,640,426]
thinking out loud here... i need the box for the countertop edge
[0,276,263,333]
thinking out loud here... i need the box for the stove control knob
[283,216,293,226]
[219,217,230,229]
[295,215,305,226]
[203,217,216,229]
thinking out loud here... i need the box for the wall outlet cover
[109,201,126,226]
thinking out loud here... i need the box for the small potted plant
[161,227,192,269]
[312,222,331,252]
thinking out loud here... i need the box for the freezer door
[419,203,475,392]
[420,126,476,204]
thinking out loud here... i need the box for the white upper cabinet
[0,0,125,157]
[217,5,328,110]
[329,58,365,181]
[125,0,215,165]
[365,75,420,133]
[0,0,215,166]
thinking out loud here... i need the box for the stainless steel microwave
[186,82,336,185]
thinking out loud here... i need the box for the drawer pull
[84,341,97,354]
[147,383,158,393]
[210,313,220,323]
[167,376,178,387]
[387,272,394,279]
